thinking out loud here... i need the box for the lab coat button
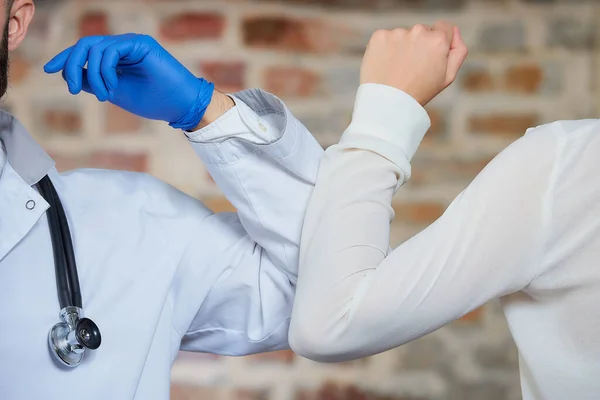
[258,121,267,133]
[26,200,36,210]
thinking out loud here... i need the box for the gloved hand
[43,33,214,131]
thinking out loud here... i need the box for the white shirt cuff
[184,96,280,145]
[183,89,303,166]
[339,83,431,185]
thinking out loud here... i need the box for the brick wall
[6,0,600,399]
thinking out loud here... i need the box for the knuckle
[89,44,103,55]
[370,29,389,42]
[431,31,449,47]
[77,35,100,46]
[411,24,427,34]
[391,28,408,39]
[140,34,157,45]
[100,55,112,69]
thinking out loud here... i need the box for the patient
[289,21,600,400]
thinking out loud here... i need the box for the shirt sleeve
[170,89,324,356]
[184,94,282,145]
[288,84,561,362]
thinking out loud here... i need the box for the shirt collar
[0,108,55,186]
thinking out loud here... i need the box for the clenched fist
[361,21,468,106]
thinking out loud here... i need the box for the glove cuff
[169,78,215,131]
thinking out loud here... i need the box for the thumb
[445,26,468,87]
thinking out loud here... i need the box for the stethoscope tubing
[38,175,82,309]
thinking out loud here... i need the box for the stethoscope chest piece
[49,307,101,368]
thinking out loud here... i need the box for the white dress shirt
[290,83,600,400]
[0,89,323,400]
[0,141,5,179]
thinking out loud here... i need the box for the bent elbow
[288,313,360,363]
[288,327,335,363]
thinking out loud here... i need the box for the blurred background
[5,0,600,399]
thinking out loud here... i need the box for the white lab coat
[0,89,323,399]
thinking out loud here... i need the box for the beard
[0,21,9,100]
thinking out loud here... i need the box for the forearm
[175,90,325,353]
[290,111,555,362]
[291,147,408,361]
[188,89,323,279]
[193,90,235,130]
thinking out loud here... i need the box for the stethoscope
[37,175,102,368]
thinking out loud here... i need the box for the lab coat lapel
[0,161,49,262]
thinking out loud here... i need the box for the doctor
[0,0,322,399]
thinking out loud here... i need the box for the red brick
[245,349,295,364]
[89,151,148,172]
[202,196,236,213]
[50,154,86,172]
[44,109,82,135]
[171,384,221,400]
[200,61,246,93]
[469,113,538,137]
[242,16,334,53]
[504,64,543,94]
[296,381,413,400]
[160,13,225,41]
[264,66,321,98]
[106,103,142,134]
[461,69,494,92]
[9,53,30,85]
[458,307,484,323]
[238,0,463,11]
[52,152,147,173]
[392,201,446,225]
[296,382,363,400]
[79,12,110,37]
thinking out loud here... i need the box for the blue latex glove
[43,33,214,131]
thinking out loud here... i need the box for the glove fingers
[87,39,116,102]
[101,45,126,93]
[43,46,74,74]
[63,36,106,94]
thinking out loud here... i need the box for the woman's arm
[289,106,560,361]
[288,22,560,362]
